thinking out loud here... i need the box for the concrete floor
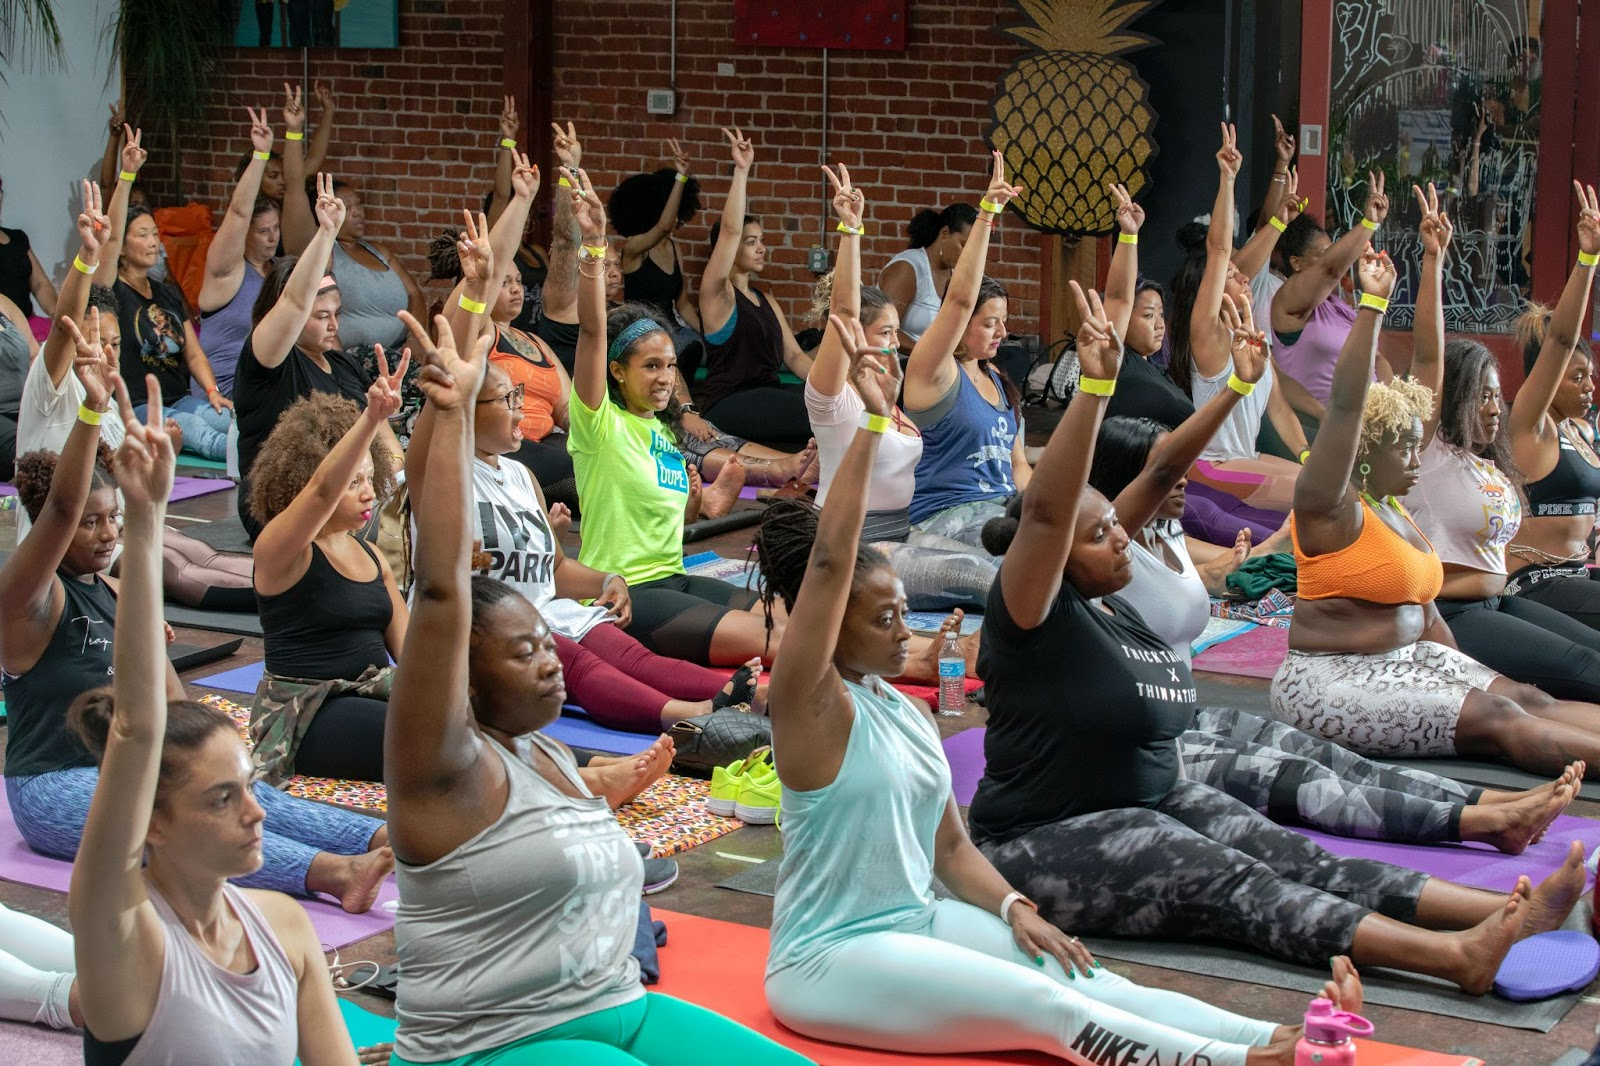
[1,453,1596,1063]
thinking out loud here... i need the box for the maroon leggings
[555,622,728,732]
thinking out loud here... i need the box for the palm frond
[0,0,65,83]
[104,0,223,196]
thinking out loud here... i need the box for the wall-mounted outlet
[1300,123,1324,156]
[717,62,736,77]
[807,246,830,274]
[646,89,676,115]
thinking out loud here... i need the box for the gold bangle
[500,137,516,149]
[1359,217,1379,231]
[859,412,892,434]
[578,262,607,279]
[836,221,864,236]
[77,404,103,426]
[1268,216,1288,233]
[1116,233,1137,245]
[1298,447,1312,464]
[978,197,1005,216]
[1226,372,1255,396]
[284,130,305,141]
[1077,376,1116,397]
[252,150,271,161]
[1358,292,1389,313]
[458,294,487,314]
[119,170,137,183]
[72,255,95,275]
[1579,250,1600,268]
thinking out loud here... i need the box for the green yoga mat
[176,455,229,471]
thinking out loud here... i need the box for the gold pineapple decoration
[989,0,1161,235]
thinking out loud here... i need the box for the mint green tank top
[766,676,952,978]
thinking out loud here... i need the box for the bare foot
[1323,955,1363,1015]
[1244,1029,1299,1066]
[337,847,394,914]
[367,824,389,852]
[1462,780,1575,855]
[750,440,818,488]
[585,735,675,807]
[1256,520,1292,557]
[1199,528,1251,596]
[714,657,762,709]
[799,440,821,486]
[896,611,971,685]
[1518,839,1587,938]
[1451,879,1528,994]
[701,455,746,518]
[547,502,573,541]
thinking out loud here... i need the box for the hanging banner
[733,0,908,51]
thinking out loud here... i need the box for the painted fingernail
[1035,955,1044,966]
[1092,961,1102,969]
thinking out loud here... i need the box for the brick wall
[146,0,1043,333]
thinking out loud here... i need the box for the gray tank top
[0,315,30,415]
[392,733,644,1061]
[330,239,408,350]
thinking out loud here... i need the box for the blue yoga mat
[543,708,658,755]
[294,999,395,1063]
[196,660,266,693]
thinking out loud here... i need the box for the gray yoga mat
[164,603,263,637]
[1384,756,1600,803]
[184,514,254,554]
[682,507,763,543]
[715,859,1580,1031]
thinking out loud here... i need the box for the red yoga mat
[650,910,1482,1066]
[1191,624,1290,680]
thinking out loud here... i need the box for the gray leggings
[879,537,998,612]
[976,779,1429,967]
[1184,706,1481,843]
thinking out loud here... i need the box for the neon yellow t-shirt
[568,391,689,585]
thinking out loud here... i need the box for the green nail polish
[1035,955,1044,966]
[1067,967,1076,979]
[1092,961,1102,969]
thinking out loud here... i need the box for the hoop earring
[1358,461,1371,493]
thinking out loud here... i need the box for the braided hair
[753,497,892,656]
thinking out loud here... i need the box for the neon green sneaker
[707,746,771,817]
[734,762,782,825]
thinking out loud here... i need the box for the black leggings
[704,385,812,451]
[626,573,760,664]
[293,695,387,781]
[1507,563,1600,632]
[0,413,16,481]
[509,435,579,515]
[975,780,1428,967]
[1436,592,1600,701]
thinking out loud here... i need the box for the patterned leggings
[1184,706,1481,843]
[976,780,1429,967]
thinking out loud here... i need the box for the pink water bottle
[1294,996,1373,1065]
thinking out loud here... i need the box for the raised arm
[620,140,692,262]
[252,347,407,593]
[38,182,109,385]
[93,127,145,287]
[1113,296,1267,533]
[484,152,539,307]
[999,283,1120,631]
[1251,115,1296,239]
[67,375,175,1043]
[570,168,612,411]
[249,173,345,369]
[1411,183,1453,446]
[304,80,336,175]
[200,107,273,313]
[1189,124,1244,380]
[1272,171,1389,331]
[1234,166,1300,282]
[808,164,867,399]
[279,84,316,256]
[96,99,124,192]
[904,152,1021,409]
[699,127,755,333]
[767,321,901,792]
[1102,182,1144,339]
[1292,251,1396,519]
[1509,181,1600,473]
[539,122,583,321]
[486,95,520,230]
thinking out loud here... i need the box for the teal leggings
[395,992,813,1065]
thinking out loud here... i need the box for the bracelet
[557,175,573,189]
[1357,292,1390,313]
[1359,217,1379,231]
[1298,447,1312,464]
[836,221,864,236]
[680,402,697,413]
[1580,250,1600,268]
[974,214,996,227]
[206,386,220,397]
[999,891,1037,926]
[859,412,892,434]
[675,172,688,184]
[1271,174,1287,183]
[119,170,137,183]
[458,294,487,314]
[77,404,103,426]
[1077,376,1116,397]
[580,244,607,260]
[500,137,516,149]
[285,130,305,141]
[72,255,95,275]
[577,262,607,279]
[1117,232,1137,245]
[1226,372,1255,396]
[978,197,1005,216]
[1268,216,1288,233]
[252,150,271,161]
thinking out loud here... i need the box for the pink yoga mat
[0,1020,74,1063]
[0,787,396,949]
[169,475,234,502]
[1192,623,1289,679]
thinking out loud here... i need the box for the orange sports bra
[1291,499,1444,605]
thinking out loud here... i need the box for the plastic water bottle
[1295,996,1372,1065]
[937,630,965,716]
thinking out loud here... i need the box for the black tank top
[257,539,392,681]
[699,286,784,411]
[1,572,117,778]
[1524,421,1600,517]
[624,244,683,320]
[510,249,549,332]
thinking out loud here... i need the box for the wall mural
[987,0,1160,236]
[1327,0,1541,333]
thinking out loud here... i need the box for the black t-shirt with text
[114,278,194,406]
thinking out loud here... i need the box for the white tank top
[883,247,941,342]
[1118,520,1211,665]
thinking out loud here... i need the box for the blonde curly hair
[1359,377,1435,452]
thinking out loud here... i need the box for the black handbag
[668,708,773,777]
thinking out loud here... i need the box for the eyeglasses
[477,383,525,411]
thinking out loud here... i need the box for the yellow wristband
[500,137,516,149]
[978,198,1005,216]
[1268,216,1288,233]
[72,255,95,275]
[252,150,270,161]
[675,172,688,184]
[859,412,892,434]
[284,130,304,141]
[1360,217,1379,231]
[1226,372,1255,396]
[1579,250,1600,268]
[1077,376,1116,397]
[580,244,607,260]
[1117,232,1138,245]
[119,170,137,183]
[836,221,864,236]
[558,175,573,189]
[458,294,487,314]
[1358,292,1390,313]
[77,404,103,426]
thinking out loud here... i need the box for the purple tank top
[197,267,264,400]
[1274,294,1358,406]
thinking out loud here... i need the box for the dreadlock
[753,497,892,657]
[427,230,464,281]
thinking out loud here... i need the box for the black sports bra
[1525,420,1600,517]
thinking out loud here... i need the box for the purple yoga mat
[943,727,987,806]
[1303,814,1600,893]
[0,1021,75,1063]
[0,785,396,949]
[169,475,234,502]
[1192,624,1289,680]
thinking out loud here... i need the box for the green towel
[1225,552,1297,599]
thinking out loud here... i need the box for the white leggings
[764,898,1278,1064]
[0,903,75,1029]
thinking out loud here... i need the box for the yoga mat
[175,454,229,471]
[1383,756,1600,804]
[0,483,16,496]
[684,550,761,589]
[905,611,984,636]
[1191,623,1289,679]
[544,709,659,755]
[1191,616,1257,656]
[195,659,266,694]
[0,788,395,950]
[683,508,763,543]
[651,909,1484,1064]
[318,999,397,1059]
[169,475,234,502]
[168,637,244,672]
[163,602,263,637]
[183,514,254,553]
[942,727,987,806]
[0,1022,75,1063]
